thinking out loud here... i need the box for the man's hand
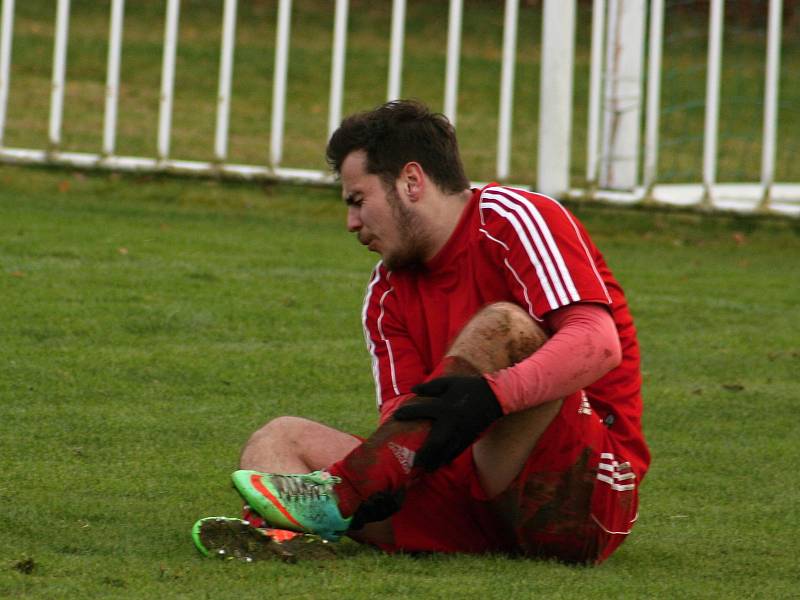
[392,376,503,472]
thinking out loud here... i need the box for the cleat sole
[192,517,297,563]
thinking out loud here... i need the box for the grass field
[2,1,800,596]
[1,163,799,598]
[2,0,799,185]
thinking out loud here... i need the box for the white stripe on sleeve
[480,195,560,310]
[498,187,582,302]
[479,228,541,321]
[547,195,612,303]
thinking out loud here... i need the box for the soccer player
[194,100,649,564]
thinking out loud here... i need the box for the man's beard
[383,187,429,271]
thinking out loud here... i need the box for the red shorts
[375,391,642,564]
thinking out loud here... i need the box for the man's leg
[442,301,562,498]
[337,302,561,549]
[328,302,557,508]
[232,303,622,560]
[233,302,558,538]
[237,416,396,544]
[239,416,361,473]
[194,419,362,559]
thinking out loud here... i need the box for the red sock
[242,505,299,541]
[241,504,267,529]
[328,418,431,517]
[329,356,478,518]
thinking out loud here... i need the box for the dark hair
[326,99,470,194]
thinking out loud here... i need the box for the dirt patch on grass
[12,557,36,575]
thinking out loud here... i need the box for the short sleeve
[478,186,612,319]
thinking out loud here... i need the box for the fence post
[443,0,463,126]
[537,0,575,198]
[49,0,71,153]
[643,0,665,197]
[157,0,180,162]
[0,0,15,147]
[758,0,783,211]
[586,0,605,191]
[387,0,406,101]
[327,0,349,140]
[270,0,292,168]
[103,0,125,158]
[214,0,237,163]
[496,0,519,182]
[599,0,646,191]
[701,0,724,207]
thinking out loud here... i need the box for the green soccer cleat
[191,517,297,562]
[231,470,352,542]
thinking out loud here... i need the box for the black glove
[349,490,406,531]
[392,376,503,472]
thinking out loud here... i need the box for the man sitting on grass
[193,99,650,564]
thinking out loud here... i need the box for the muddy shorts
[375,391,641,564]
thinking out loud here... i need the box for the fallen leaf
[58,180,70,193]
[10,271,25,278]
[732,232,747,245]
[118,247,129,255]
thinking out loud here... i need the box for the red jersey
[361,184,650,477]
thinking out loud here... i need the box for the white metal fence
[0,0,797,216]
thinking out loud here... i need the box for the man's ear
[400,162,425,202]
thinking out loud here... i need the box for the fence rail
[0,0,797,216]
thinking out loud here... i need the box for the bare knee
[448,302,549,373]
[239,416,361,473]
[244,416,304,448]
[239,416,308,470]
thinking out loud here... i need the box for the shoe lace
[278,474,338,502]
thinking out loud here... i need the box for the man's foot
[192,517,296,562]
[231,470,352,541]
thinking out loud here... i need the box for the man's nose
[347,207,362,232]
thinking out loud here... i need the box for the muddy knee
[447,302,548,373]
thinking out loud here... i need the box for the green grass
[1,163,799,598]
[2,1,798,185]
[2,2,800,595]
